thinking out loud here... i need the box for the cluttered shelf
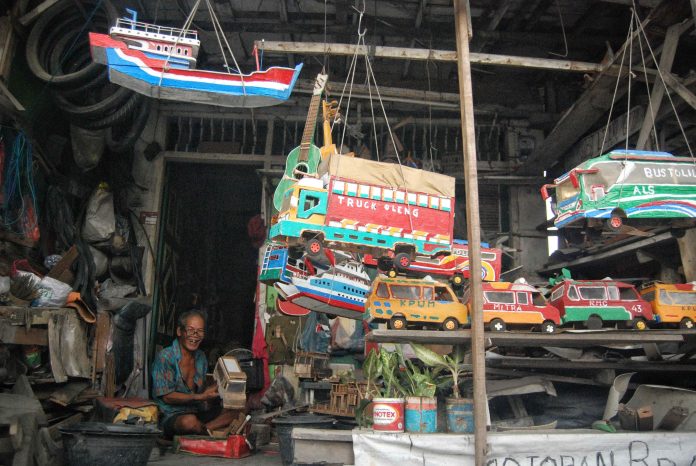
[366,329,691,347]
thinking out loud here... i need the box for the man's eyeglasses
[184,327,205,337]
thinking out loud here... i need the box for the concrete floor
[149,444,284,465]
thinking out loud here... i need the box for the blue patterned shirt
[151,339,208,421]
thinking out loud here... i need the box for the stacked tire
[25,0,150,152]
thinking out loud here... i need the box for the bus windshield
[659,289,696,305]
[556,179,579,203]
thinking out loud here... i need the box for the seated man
[151,309,237,437]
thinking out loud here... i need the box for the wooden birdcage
[293,351,330,379]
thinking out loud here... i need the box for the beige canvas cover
[318,154,456,198]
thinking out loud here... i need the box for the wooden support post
[453,0,487,463]
[636,23,680,149]
[678,228,696,282]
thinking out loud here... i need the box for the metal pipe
[454,0,487,463]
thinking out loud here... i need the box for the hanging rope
[633,6,695,159]
[635,10,660,151]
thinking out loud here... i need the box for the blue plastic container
[446,398,474,433]
[405,396,437,433]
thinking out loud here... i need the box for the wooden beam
[454,1,486,463]
[661,71,696,111]
[18,0,60,26]
[0,323,48,345]
[637,23,681,149]
[601,0,661,7]
[677,228,696,282]
[255,40,606,73]
[366,329,685,347]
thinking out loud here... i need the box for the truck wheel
[680,317,695,329]
[608,214,623,231]
[585,315,603,330]
[305,238,323,257]
[451,273,464,287]
[541,320,557,334]
[442,317,459,331]
[387,269,398,278]
[489,318,506,332]
[389,316,407,330]
[393,253,411,271]
[632,318,648,331]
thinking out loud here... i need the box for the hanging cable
[599,19,632,157]
[549,0,569,58]
[625,11,634,151]
[635,9,660,151]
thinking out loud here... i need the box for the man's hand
[199,383,219,401]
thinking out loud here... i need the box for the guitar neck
[299,94,322,162]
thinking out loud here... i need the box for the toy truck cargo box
[270,154,456,258]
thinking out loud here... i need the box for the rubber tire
[489,318,506,332]
[393,252,411,271]
[25,0,117,88]
[305,238,323,258]
[107,98,152,153]
[76,92,143,129]
[389,316,407,331]
[54,85,133,118]
[680,317,695,329]
[451,274,464,286]
[541,320,557,334]
[441,317,458,331]
[632,318,648,331]
[585,315,603,330]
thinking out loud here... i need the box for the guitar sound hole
[293,163,309,180]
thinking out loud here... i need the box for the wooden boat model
[89,14,302,108]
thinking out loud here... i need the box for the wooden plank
[636,23,681,149]
[661,70,696,110]
[539,230,676,274]
[0,324,48,345]
[0,306,70,326]
[677,228,696,282]
[487,358,696,372]
[48,381,89,407]
[255,40,606,73]
[367,329,686,347]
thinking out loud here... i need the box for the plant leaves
[411,344,447,369]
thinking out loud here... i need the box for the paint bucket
[446,397,474,433]
[372,398,405,432]
[405,396,437,433]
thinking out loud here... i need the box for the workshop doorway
[153,162,262,353]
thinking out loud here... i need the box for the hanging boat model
[89,13,302,108]
[275,260,371,320]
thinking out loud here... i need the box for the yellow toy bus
[639,282,696,329]
[365,277,469,331]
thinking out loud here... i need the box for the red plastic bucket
[372,398,405,432]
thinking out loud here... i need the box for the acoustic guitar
[272,73,328,211]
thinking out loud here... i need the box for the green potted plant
[410,343,474,433]
[357,347,406,432]
[395,346,439,433]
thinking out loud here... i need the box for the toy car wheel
[585,315,603,330]
[389,316,408,330]
[541,320,557,333]
[632,318,648,331]
[387,268,398,278]
[394,253,411,271]
[451,273,464,286]
[608,214,623,231]
[442,317,459,331]
[489,318,506,332]
[305,238,323,257]
[680,317,695,329]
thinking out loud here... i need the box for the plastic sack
[44,254,62,270]
[300,312,330,353]
[32,276,72,307]
[71,124,104,171]
[0,276,9,295]
[89,245,108,278]
[82,186,115,243]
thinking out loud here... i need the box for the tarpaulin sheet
[352,429,696,465]
[319,154,456,198]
